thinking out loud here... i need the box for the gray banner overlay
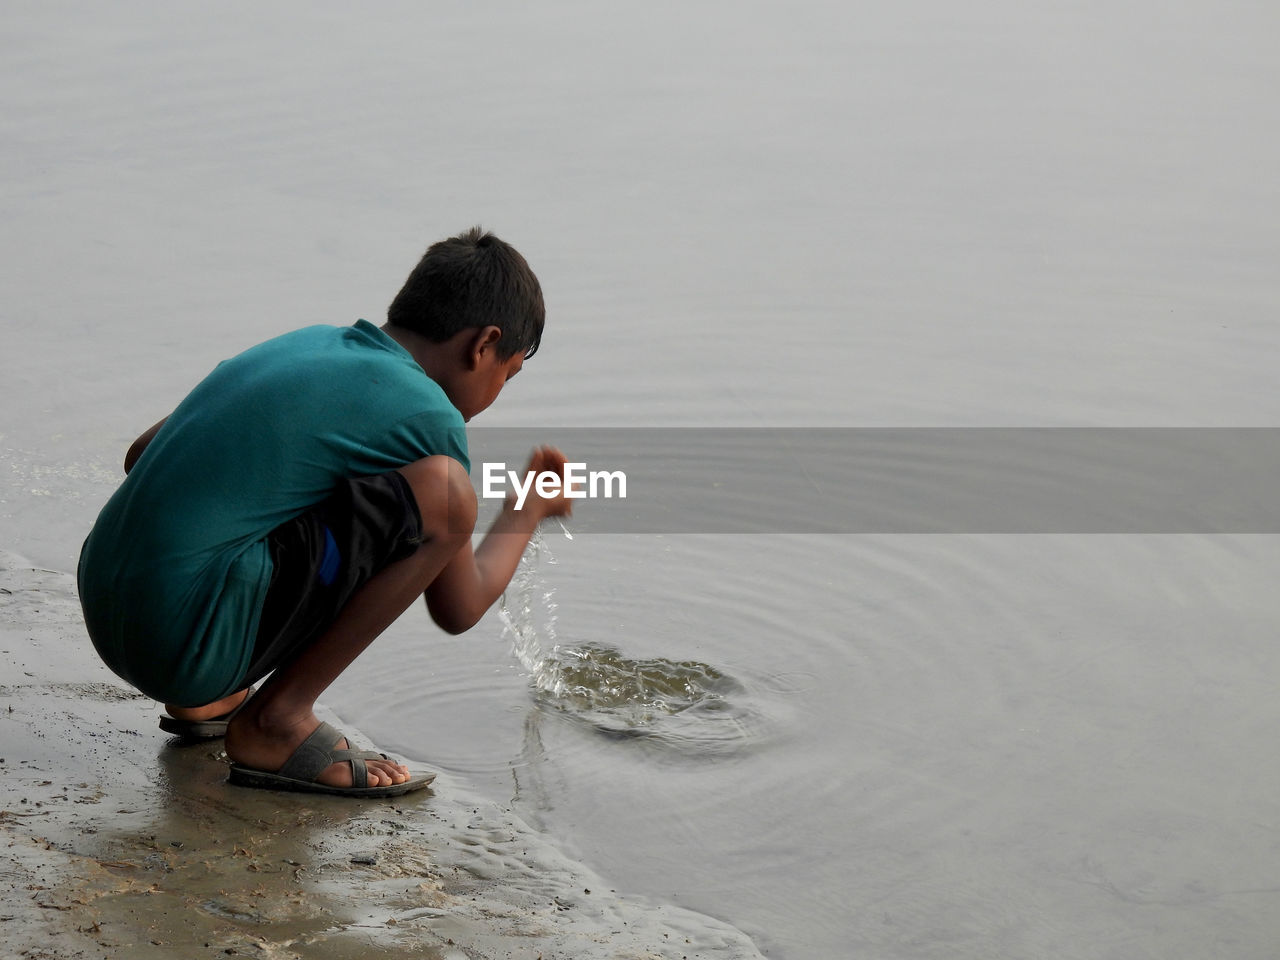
[464,429,1280,533]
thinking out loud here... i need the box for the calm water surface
[4,3,1280,957]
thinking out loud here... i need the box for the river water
[4,3,1280,957]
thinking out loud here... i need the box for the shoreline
[0,552,764,959]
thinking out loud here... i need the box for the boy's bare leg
[226,456,473,789]
[165,688,251,722]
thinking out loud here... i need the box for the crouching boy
[78,227,569,797]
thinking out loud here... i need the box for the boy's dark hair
[387,227,544,359]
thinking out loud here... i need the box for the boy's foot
[159,688,254,740]
[227,721,434,798]
[225,707,417,791]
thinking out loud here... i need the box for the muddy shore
[0,553,764,960]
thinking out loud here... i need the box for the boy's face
[456,343,524,422]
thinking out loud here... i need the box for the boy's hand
[511,445,574,521]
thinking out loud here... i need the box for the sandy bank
[0,553,764,960]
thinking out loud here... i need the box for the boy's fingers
[525,445,568,477]
[542,450,566,476]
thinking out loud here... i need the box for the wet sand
[0,553,763,960]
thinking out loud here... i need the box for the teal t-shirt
[78,320,468,706]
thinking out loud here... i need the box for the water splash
[498,529,563,690]
[498,532,757,750]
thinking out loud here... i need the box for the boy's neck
[381,322,452,382]
[380,320,514,423]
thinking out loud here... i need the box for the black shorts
[243,471,423,686]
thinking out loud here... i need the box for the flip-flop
[227,721,436,798]
[158,686,256,740]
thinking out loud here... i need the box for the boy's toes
[361,757,409,786]
[227,721,423,791]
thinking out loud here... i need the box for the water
[499,530,759,752]
[4,2,1280,957]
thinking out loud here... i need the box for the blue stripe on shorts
[318,525,341,586]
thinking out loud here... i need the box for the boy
[78,227,570,798]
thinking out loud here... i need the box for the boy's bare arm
[125,417,169,474]
[423,446,571,635]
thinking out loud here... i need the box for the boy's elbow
[124,437,146,474]
[125,417,169,475]
[432,614,473,636]
[427,601,480,636]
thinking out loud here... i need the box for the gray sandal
[159,687,255,740]
[227,721,436,798]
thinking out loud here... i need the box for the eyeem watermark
[466,428,1280,533]
[482,461,628,510]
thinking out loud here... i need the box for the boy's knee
[396,455,476,545]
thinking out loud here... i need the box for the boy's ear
[466,326,504,369]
